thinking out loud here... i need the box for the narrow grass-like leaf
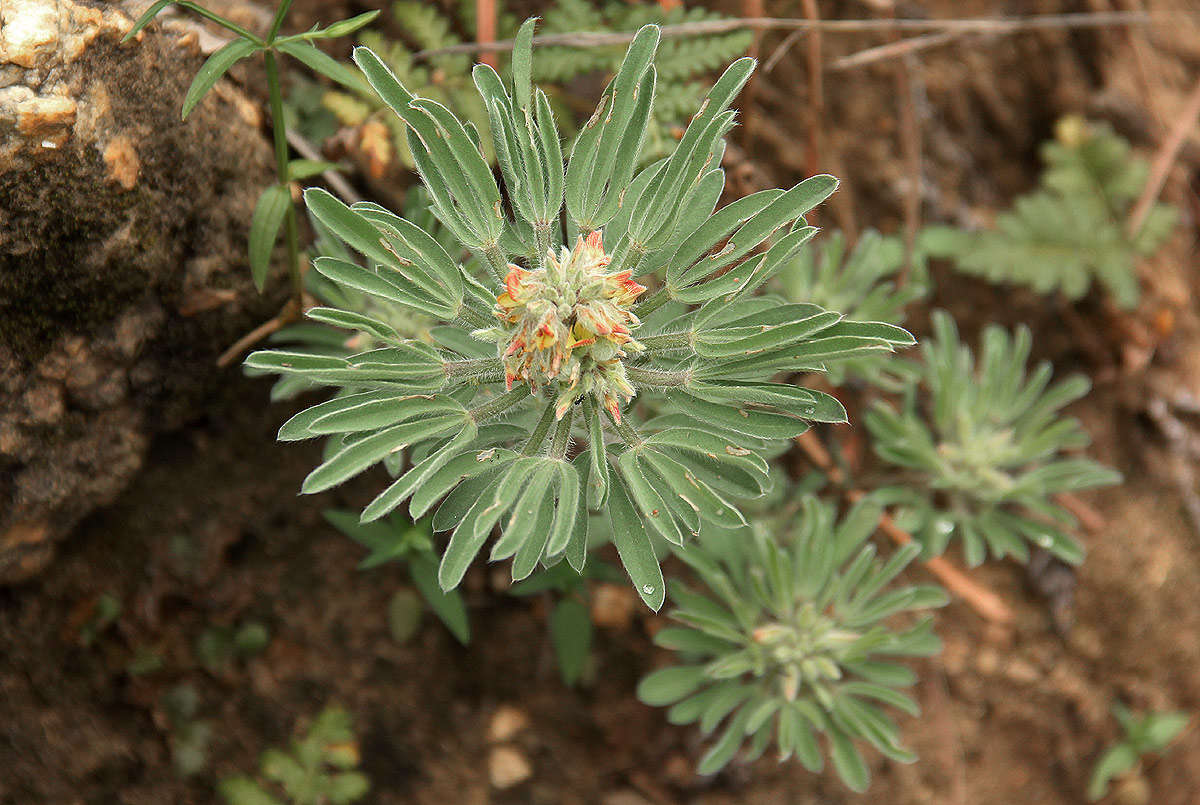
[182,38,257,119]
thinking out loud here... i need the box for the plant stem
[605,408,643,446]
[523,402,558,455]
[483,244,509,286]
[263,51,303,305]
[637,331,692,352]
[634,286,670,317]
[458,303,496,330]
[626,365,692,387]
[551,407,574,458]
[444,357,504,379]
[267,0,293,41]
[469,385,529,423]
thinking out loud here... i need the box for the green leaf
[550,598,591,686]
[123,0,174,42]
[316,10,380,39]
[1087,744,1137,801]
[278,390,399,441]
[829,729,870,792]
[301,414,462,494]
[305,307,399,343]
[697,706,752,774]
[182,38,258,119]
[361,426,479,522]
[218,777,281,805]
[307,395,465,435]
[409,553,470,644]
[248,185,290,291]
[608,474,666,610]
[637,666,707,706]
[583,396,609,508]
[288,159,340,181]
[277,40,366,91]
[511,17,537,113]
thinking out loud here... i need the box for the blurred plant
[1088,703,1189,801]
[777,230,928,389]
[510,560,626,686]
[865,310,1120,566]
[324,510,470,644]
[124,0,378,299]
[246,20,913,609]
[637,496,946,789]
[921,116,1177,309]
[162,684,214,777]
[316,0,752,171]
[196,621,270,671]
[79,592,122,646]
[220,705,369,805]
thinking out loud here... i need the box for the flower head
[491,231,646,421]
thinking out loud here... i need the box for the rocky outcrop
[0,0,276,581]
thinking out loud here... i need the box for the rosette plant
[866,311,1120,566]
[777,230,927,390]
[246,20,913,608]
[638,497,947,788]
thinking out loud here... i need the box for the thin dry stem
[1127,74,1200,237]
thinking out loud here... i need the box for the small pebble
[487,704,530,743]
[488,745,532,789]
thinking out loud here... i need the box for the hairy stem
[605,408,643,446]
[263,51,303,305]
[483,243,509,286]
[551,407,574,459]
[627,365,692,387]
[468,385,529,423]
[444,357,504,380]
[637,331,693,352]
[523,402,558,455]
[458,304,496,330]
[634,285,671,317]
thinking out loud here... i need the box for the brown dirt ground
[3,1,1200,804]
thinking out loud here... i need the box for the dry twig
[829,30,963,72]
[286,129,361,204]
[1127,75,1200,237]
[217,295,310,368]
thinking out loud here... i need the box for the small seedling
[1088,703,1189,801]
[161,684,214,777]
[79,592,122,647]
[197,621,271,671]
[220,705,369,805]
[866,310,1120,565]
[510,561,625,686]
[639,496,946,789]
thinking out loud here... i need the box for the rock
[487,745,532,789]
[0,0,275,582]
[487,705,530,743]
